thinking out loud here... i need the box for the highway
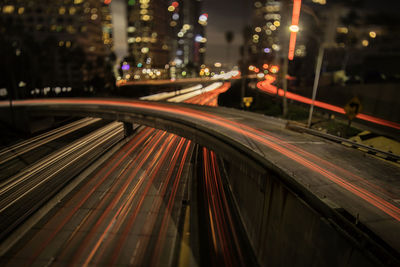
[0,82,257,266]
[0,118,110,181]
[0,77,399,265]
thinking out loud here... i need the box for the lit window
[66,41,71,48]
[66,25,76,33]
[369,31,376,38]
[69,7,76,15]
[59,7,66,15]
[74,0,83,4]
[18,7,24,15]
[3,5,15,14]
[336,27,348,34]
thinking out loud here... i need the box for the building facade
[123,0,206,80]
[0,0,113,98]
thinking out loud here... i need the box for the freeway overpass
[0,97,399,266]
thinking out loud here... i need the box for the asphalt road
[0,82,256,266]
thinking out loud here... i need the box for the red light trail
[4,82,398,266]
[10,98,400,222]
[256,76,400,130]
[288,0,302,60]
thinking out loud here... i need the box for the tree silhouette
[225,31,234,68]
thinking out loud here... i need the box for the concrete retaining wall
[223,159,380,267]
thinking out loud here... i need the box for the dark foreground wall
[222,159,393,267]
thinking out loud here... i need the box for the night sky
[111,0,400,67]
[202,0,252,67]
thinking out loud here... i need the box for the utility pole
[307,44,324,128]
[241,26,251,109]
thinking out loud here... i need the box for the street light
[289,25,299,32]
[307,44,325,128]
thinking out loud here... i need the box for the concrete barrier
[223,159,381,266]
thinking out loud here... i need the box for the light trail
[69,130,169,266]
[201,148,246,266]
[131,138,189,265]
[256,77,400,130]
[4,82,235,266]
[8,98,400,221]
[25,127,155,265]
[150,140,192,266]
[0,117,101,165]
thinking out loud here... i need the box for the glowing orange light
[263,64,269,69]
[254,68,260,73]
[270,65,279,73]
[288,0,302,60]
[256,80,400,130]
[171,1,179,8]
[104,0,112,4]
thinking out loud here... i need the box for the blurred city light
[289,25,299,33]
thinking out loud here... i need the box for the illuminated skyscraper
[169,0,206,78]
[248,0,283,69]
[0,0,113,95]
[125,0,170,79]
[124,0,206,80]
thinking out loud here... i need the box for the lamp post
[307,44,324,128]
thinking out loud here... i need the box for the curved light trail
[7,97,399,222]
[256,76,400,130]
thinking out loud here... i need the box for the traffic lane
[8,99,400,218]
[6,99,400,250]
[0,127,156,264]
[2,129,194,266]
[0,118,109,181]
[189,104,400,199]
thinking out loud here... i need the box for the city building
[123,0,206,80]
[243,0,284,78]
[168,0,206,79]
[124,0,170,80]
[0,0,114,97]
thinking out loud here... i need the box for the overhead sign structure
[344,97,362,121]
